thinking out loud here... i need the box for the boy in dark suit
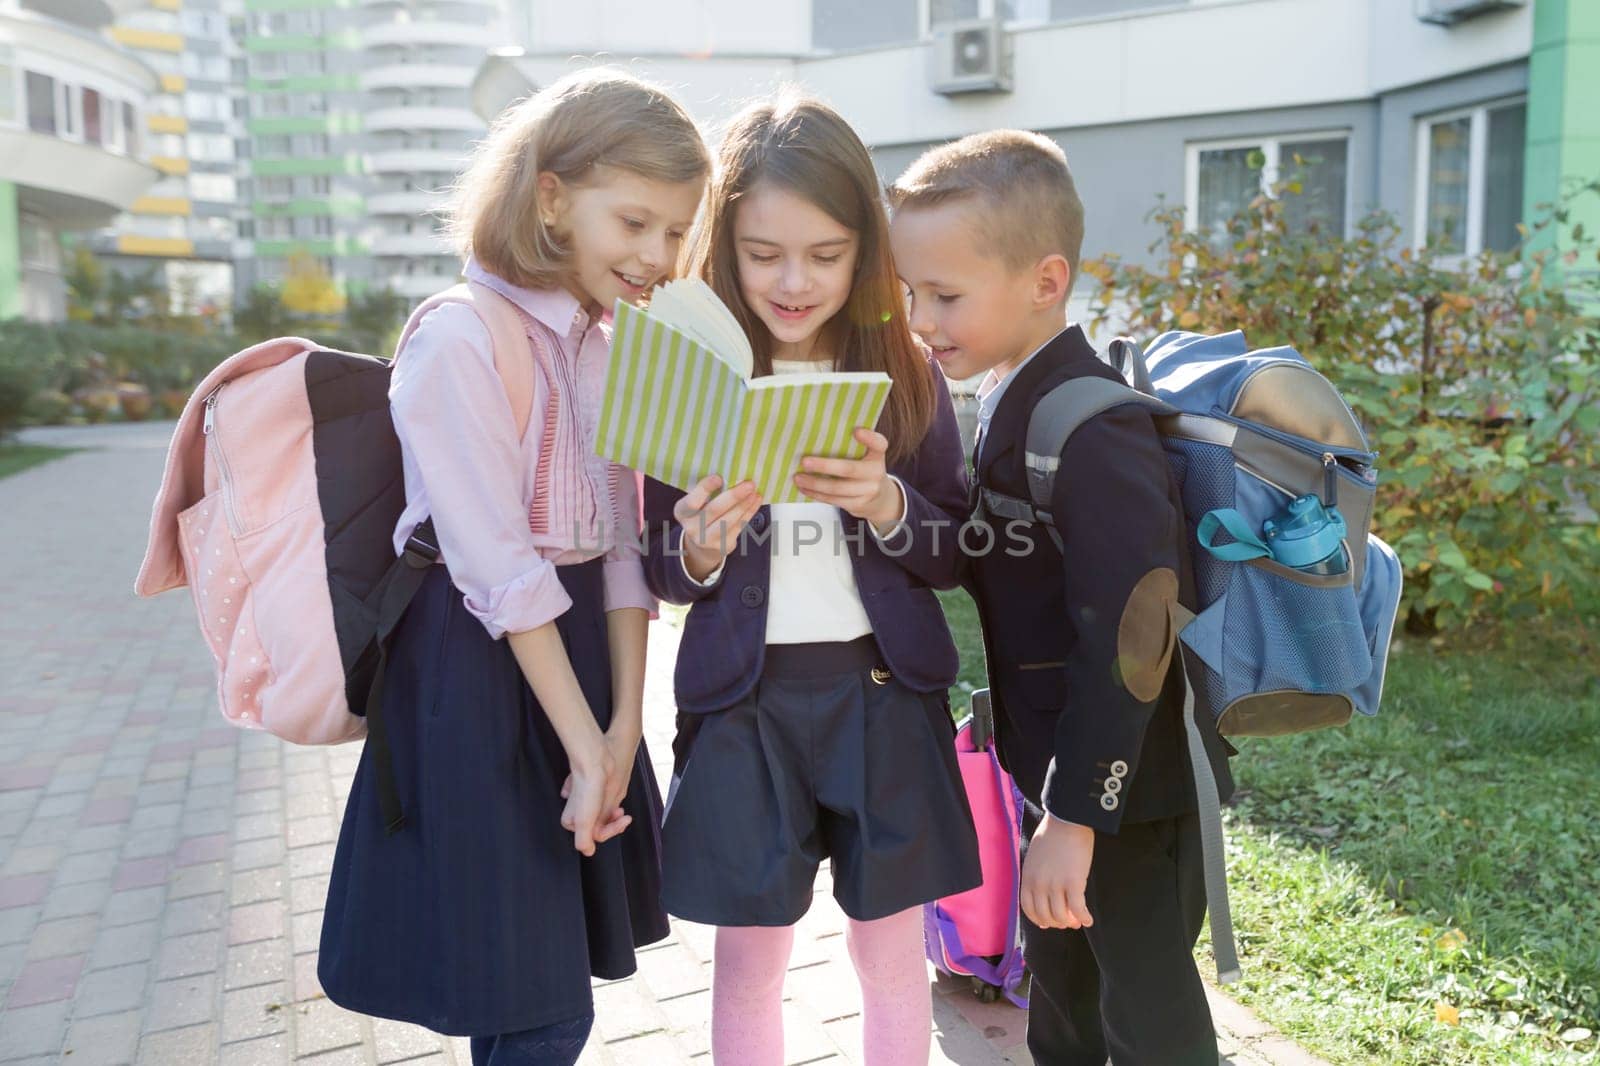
[889,130,1235,1066]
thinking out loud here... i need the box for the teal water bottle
[1262,496,1347,575]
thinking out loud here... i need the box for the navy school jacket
[962,324,1235,834]
[643,361,970,714]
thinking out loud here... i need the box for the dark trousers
[1020,805,1216,1066]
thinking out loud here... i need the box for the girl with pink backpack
[311,70,707,1064]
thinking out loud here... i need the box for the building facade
[480,0,1594,328]
[87,0,244,316]
[0,0,160,320]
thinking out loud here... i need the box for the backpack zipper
[202,387,243,536]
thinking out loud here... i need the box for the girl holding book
[641,92,981,1066]
[317,69,707,1066]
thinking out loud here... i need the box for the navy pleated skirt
[319,559,670,1038]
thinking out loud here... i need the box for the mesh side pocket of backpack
[1220,557,1373,697]
[1165,437,1236,608]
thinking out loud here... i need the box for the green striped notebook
[595,283,893,505]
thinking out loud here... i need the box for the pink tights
[710,906,930,1066]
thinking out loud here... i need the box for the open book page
[646,278,754,378]
[597,301,746,491]
[596,294,893,502]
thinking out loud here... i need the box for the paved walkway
[0,423,1328,1065]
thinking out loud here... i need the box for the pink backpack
[924,689,1029,1007]
[135,282,539,827]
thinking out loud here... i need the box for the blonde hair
[683,90,935,463]
[445,68,710,290]
[888,129,1085,292]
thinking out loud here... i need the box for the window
[187,132,233,163]
[259,217,293,239]
[1416,98,1526,255]
[0,47,17,126]
[255,134,291,156]
[58,83,79,139]
[190,173,237,202]
[123,101,139,157]
[25,72,55,134]
[1187,133,1349,237]
[82,88,102,146]
[258,176,293,199]
[307,176,332,196]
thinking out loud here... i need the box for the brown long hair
[682,90,935,463]
[445,68,709,290]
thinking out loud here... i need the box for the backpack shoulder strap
[395,282,537,439]
[1020,377,1172,525]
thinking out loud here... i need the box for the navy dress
[319,558,669,1038]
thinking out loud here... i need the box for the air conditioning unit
[930,18,1012,96]
[1416,0,1526,26]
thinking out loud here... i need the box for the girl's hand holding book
[675,475,762,582]
[795,428,905,534]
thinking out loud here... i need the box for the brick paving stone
[25,914,99,960]
[135,1022,217,1065]
[217,1033,294,1066]
[154,929,222,981]
[63,1008,143,1066]
[220,980,291,1043]
[6,953,85,1007]
[225,936,292,991]
[144,972,218,1033]
[0,998,71,1058]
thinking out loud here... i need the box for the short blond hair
[888,129,1084,290]
[444,68,709,290]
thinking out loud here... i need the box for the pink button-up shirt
[389,261,655,639]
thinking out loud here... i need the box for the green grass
[0,443,74,479]
[937,587,1600,1064]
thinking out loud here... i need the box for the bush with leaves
[1083,178,1600,631]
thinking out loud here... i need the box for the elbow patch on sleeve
[1116,566,1179,702]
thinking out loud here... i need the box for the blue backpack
[978,330,1404,982]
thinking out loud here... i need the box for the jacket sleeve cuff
[603,559,658,618]
[464,561,574,640]
[1041,756,1128,835]
[681,550,725,589]
[868,475,910,546]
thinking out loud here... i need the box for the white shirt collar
[975,326,1072,449]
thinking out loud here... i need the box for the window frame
[1184,129,1353,237]
[1412,95,1527,257]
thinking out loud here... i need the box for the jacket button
[1109,759,1129,779]
[750,510,768,532]
[1103,776,1122,795]
[739,585,765,609]
[1100,793,1119,811]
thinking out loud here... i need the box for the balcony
[367,190,446,216]
[369,232,452,257]
[363,106,482,134]
[360,63,475,92]
[359,21,492,49]
[388,272,464,299]
[367,148,468,174]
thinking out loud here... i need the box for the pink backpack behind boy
[924,688,1029,1007]
[134,281,538,830]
